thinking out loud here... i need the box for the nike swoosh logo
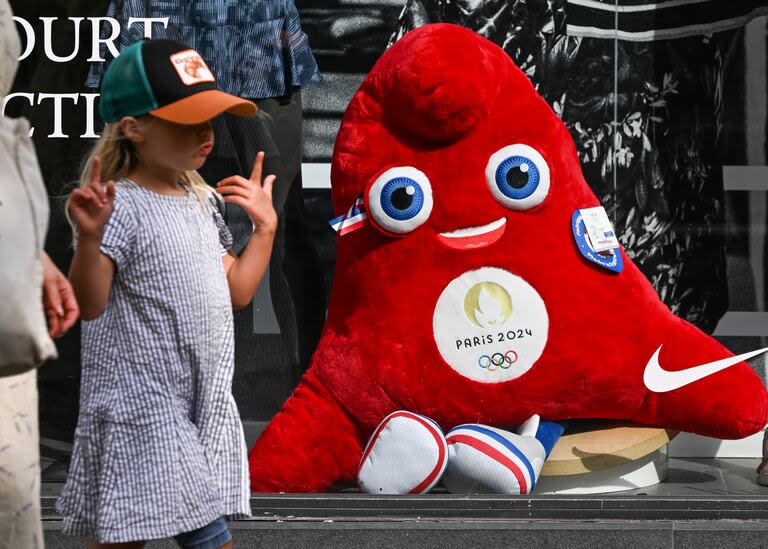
[643,345,768,393]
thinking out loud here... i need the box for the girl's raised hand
[68,156,116,241]
[216,151,278,235]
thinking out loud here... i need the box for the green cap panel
[99,41,159,123]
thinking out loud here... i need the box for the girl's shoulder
[106,179,143,228]
[114,178,133,190]
[112,178,142,201]
[110,179,142,208]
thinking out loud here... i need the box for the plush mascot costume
[249,24,768,493]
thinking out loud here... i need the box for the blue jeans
[174,517,231,549]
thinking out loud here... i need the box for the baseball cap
[99,39,257,125]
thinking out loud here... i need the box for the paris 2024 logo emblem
[433,267,549,383]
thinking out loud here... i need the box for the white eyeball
[367,167,434,234]
[485,144,550,210]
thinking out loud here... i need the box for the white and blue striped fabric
[87,0,321,99]
[56,180,251,543]
[443,422,546,495]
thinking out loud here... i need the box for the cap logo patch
[170,50,215,86]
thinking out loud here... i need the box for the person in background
[0,0,79,546]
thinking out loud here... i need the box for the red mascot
[249,24,768,493]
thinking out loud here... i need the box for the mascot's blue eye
[495,156,540,200]
[486,144,550,211]
[367,167,433,235]
[380,177,425,221]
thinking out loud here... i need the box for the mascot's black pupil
[391,187,414,210]
[506,165,529,189]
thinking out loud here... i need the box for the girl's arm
[218,151,278,310]
[222,227,275,309]
[69,236,115,320]
[67,156,117,320]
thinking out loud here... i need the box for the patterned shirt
[87,0,321,99]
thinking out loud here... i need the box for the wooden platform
[541,421,678,477]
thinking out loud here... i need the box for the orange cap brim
[150,89,257,125]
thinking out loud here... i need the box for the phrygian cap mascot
[249,24,768,494]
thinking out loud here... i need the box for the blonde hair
[66,119,215,227]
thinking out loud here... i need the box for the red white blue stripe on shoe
[444,423,542,495]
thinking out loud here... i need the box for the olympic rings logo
[477,350,518,371]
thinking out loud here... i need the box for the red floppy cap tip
[379,24,504,144]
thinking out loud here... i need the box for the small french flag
[329,195,368,235]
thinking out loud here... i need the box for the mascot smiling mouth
[437,217,507,250]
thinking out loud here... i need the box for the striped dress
[56,180,251,543]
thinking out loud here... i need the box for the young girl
[56,39,278,549]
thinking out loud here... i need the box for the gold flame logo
[463,282,513,329]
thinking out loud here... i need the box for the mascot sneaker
[443,415,546,495]
[358,411,447,494]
